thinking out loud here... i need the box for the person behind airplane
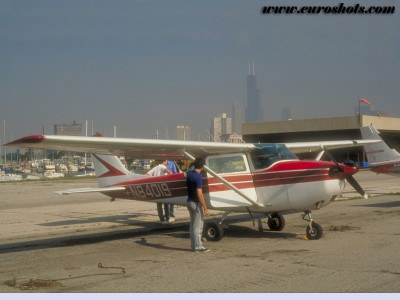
[146,159,173,225]
[186,157,210,253]
[166,160,178,222]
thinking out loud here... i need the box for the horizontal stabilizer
[54,186,126,195]
[286,139,381,154]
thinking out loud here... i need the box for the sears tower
[245,62,263,123]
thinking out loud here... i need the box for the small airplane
[5,134,379,240]
[360,125,400,176]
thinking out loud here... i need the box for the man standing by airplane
[146,159,173,224]
[186,157,210,253]
[166,160,178,222]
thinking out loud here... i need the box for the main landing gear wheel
[267,213,285,231]
[203,222,224,241]
[306,222,323,240]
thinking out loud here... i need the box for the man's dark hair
[193,157,205,169]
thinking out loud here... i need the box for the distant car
[341,159,355,167]
[131,161,141,169]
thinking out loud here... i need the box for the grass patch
[4,277,61,290]
[327,225,360,231]
[381,270,400,275]
[4,277,17,287]
[18,278,61,290]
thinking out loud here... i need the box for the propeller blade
[322,146,344,171]
[322,146,367,199]
[346,175,368,199]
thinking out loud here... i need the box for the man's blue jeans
[157,203,170,221]
[187,201,204,250]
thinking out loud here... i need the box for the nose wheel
[302,210,323,240]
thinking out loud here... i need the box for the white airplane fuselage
[104,159,355,214]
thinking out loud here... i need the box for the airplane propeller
[345,175,368,199]
[322,146,368,199]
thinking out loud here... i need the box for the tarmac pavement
[0,171,399,292]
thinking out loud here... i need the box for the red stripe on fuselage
[371,162,400,174]
[207,169,332,193]
[117,173,185,186]
[112,160,344,200]
[254,168,330,187]
[206,173,255,192]
[115,173,188,201]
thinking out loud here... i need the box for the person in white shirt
[146,160,172,224]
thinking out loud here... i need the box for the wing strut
[183,151,262,207]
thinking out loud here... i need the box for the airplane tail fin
[91,154,146,187]
[360,126,400,164]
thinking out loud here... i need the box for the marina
[0,155,151,181]
[0,157,95,181]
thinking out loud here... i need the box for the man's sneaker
[170,214,176,218]
[194,248,210,253]
[168,217,175,223]
[160,220,168,225]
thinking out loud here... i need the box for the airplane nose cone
[328,163,358,180]
[338,164,358,180]
[328,163,366,198]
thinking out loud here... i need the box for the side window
[207,155,247,174]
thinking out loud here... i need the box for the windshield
[250,144,298,170]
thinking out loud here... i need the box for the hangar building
[242,115,400,164]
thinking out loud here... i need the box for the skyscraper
[54,121,82,136]
[232,100,243,135]
[245,62,264,123]
[211,113,232,142]
[174,125,191,141]
[281,107,294,120]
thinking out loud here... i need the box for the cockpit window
[250,144,298,170]
[207,155,247,174]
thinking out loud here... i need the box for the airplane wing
[5,135,255,159]
[5,135,380,158]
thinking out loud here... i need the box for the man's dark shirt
[186,170,202,203]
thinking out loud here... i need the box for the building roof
[242,115,400,158]
[243,115,400,137]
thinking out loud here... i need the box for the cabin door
[205,153,257,208]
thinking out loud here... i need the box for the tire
[203,222,224,241]
[267,213,285,231]
[306,222,323,240]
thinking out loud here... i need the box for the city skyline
[1,1,399,143]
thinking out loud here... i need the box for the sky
[1,0,399,142]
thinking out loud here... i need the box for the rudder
[91,154,146,187]
[360,126,400,164]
